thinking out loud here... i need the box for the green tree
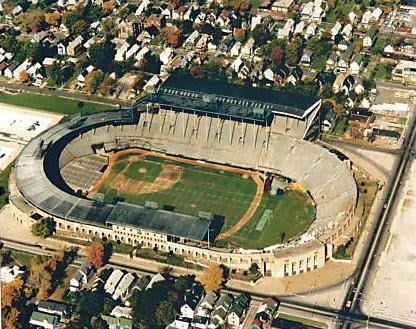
[31,217,55,238]
[101,17,117,39]
[91,316,109,329]
[203,59,226,80]
[251,25,271,47]
[286,37,303,66]
[88,40,116,72]
[155,301,177,326]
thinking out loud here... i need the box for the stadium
[10,72,358,278]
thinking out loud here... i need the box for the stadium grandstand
[10,74,358,278]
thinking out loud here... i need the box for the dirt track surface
[88,149,264,239]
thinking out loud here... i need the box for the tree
[155,301,176,326]
[199,264,224,293]
[85,70,105,95]
[91,316,109,329]
[1,277,25,309]
[101,17,117,39]
[203,59,226,80]
[271,47,284,68]
[18,71,29,83]
[85,240,106,269]
[45,12,61,27]
[88,40,116,72]
[286,37,303,66]
[102,1,115,13]
[251,25,271,47]
[14,10,47,32]
[31,217,55,238]
[3,307,22,329]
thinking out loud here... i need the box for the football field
[95,151,315,249]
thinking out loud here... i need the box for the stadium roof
[149,72,319,122]
[107,202,212,241]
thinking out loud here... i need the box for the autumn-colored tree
[233,28,245,42]
[14,10,47,33]
[45,12,62,27]
[3,307,22,329]
[85,70,105,94]
[103,1,115,12]
[271,47,284,68]
[18,71,29,83]
[1,277,25,309]
[199,264,224,293]
[85,240,106,269]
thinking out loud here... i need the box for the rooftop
[149,72,319,123]
[106,202,213,241]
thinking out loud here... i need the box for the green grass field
[98,153,315,249]
[0,91,112,116]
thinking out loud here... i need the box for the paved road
[340,99,416,328]
[1,236,414,329]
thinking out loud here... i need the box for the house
[118,14,142,39]
[341,75,355,94]
[160,47,174,65]
[168,318,192,329]
[348,11,356,24]
[227,293,251,328]
[363,29,377,48]
[29,311,59,329]
[275,65,290,84]
[330,21,342,40]
[337,49,353,72]
[321,108,336,132]
[70,261,94,291]
[230,42,242,57]
[144,14,165,28]
[370,103,410,118]
[287,66,303,85]
[341,23,353,41]
[143,75,160,93]
[38,300,71,317]
[110,306,132,319]
[332,73,346,93]
[305,22,317,39]
[361,11,372,28]
[371,7,382,23]
[301,2,314,19]
[242,38,255,56]
[105,269,125,295]
[102,315,133,329]
[67,36,84,56]
[350,54,363,75]
[77,65,95,87]
[208,294,234,329]
[300,50,313,66]
[272,0,295,13]
[115,42,129,62]
[184,30,201,49]
[277,19,294,39]
[12,5,23,16]
[326,53,338,71]
[196,34,210,52]
[13,59,31,80]
[372,128,400,141]
[135,46,150,62]
[349,108,374,128]
[146,273,166,290]
[112,273,135,300]
[181,288,202,319]
[57,40,68,56]
[0,266,24,283]
[264,68,275,82]
[125,44,140,60]
[253,298,279,326]
[294,21,305,35]
[392,60,416,84]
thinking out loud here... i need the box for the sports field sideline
[95,151,315,249]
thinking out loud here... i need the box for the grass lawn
[278,313,327,329]
[7,249,39,268]
[0,164,12,209]
[97,153,316,249]
[0,91,113,116]
[99,155,257,231]
[222,189,315,249]
[325,0,358,23]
